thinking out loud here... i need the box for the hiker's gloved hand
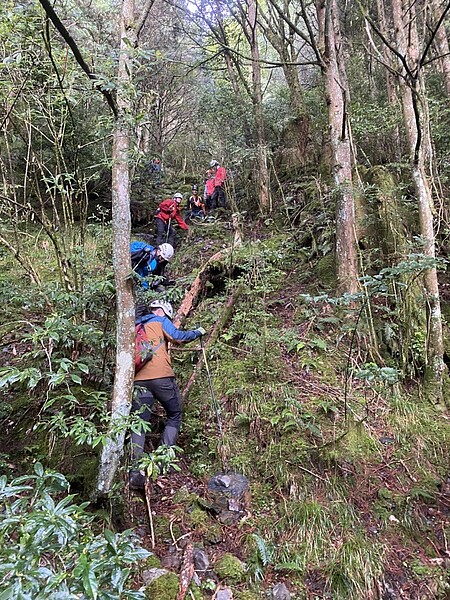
[161,278,176,287]
[196,327,206,337]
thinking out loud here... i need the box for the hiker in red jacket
[204,168,216,211]
[209,159,227,209]
[155,192,189,246]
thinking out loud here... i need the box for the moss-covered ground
[0,213,448,599]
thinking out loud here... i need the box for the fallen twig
[144,478,155,549]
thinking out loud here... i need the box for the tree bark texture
[247,0,270,212]
[316,0,358,295]
[97,0,137,495]
[430,0,450,97]
[391,0,445,400]
[375,0,401,155]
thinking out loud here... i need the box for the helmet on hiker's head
[192,184,199,192]
[210,160,219,168]
[150,300,173,319]
[173,192,183,203]
[158,243,174,261]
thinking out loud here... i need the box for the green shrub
[0,463,149,599]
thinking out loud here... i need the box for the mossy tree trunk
[246,0,271,212]
[316,0,358,295]
[390,0,445,401]
[430,0,450,97]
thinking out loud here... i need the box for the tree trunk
[317,0,358,295]
[391,0,445,400]
[248,0,270,212]
[430,0,450,96]
[96,0,137,495]
[375,0,401,155]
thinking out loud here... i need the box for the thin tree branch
[136,0,157,40]
[419,0,450,69]
[37,0,118,118]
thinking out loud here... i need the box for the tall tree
[316,0,358,294]
[97,0,155,495]
[429,0,450,96]
[260,0,358,292]
[37,0,155,493]
[389,0,446,399]
[363,0,448,398]
[244,0,271,211]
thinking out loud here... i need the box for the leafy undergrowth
[0,216,449,599]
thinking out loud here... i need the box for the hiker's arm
[162,319,201,343]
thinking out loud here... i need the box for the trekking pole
[165,218,171,243]
[198,331,223,436]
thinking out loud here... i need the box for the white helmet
[210,159,219,167]
[173,192,183,202]
[158,243,174,261]
[150,300,173,319]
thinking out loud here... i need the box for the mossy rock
[214,553,246,583]
[153,515,182,540]
[204,522,223,545]
[186,506,210,528]
[144,572,203,599]
[173,486,199,504]
[144,572,178,599]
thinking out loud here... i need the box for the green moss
[214,553,246,583]
[341,418,379,463]
[186,506,210,528]
[377,487,393,501]
[65,456,98,496]
[153,515,181,540]
[204,523,223,544]
[315,254,336,288]
[144,573,202,600]
[144,572,178,599]
[173,486,199,504]
[235,591,261,600]
[145,554,162,568]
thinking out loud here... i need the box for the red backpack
[135,324,163,373]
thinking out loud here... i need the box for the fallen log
[173,246,231,328]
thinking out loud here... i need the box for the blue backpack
[130,241,158,288]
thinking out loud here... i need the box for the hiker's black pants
[211,186,226,209]
[131,377,182,462]
[155,218,175,246]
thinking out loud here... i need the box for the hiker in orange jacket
[129,300,206,489]
[209,159,227,209]
[155,192,189,246]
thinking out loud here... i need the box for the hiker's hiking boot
[129,470,146,489]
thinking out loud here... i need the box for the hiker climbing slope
[130,241,174,290]
[155,192,189,246]
[129,300,206,489]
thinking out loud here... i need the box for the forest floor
[121,215,450,599]
[0,211,448,599]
